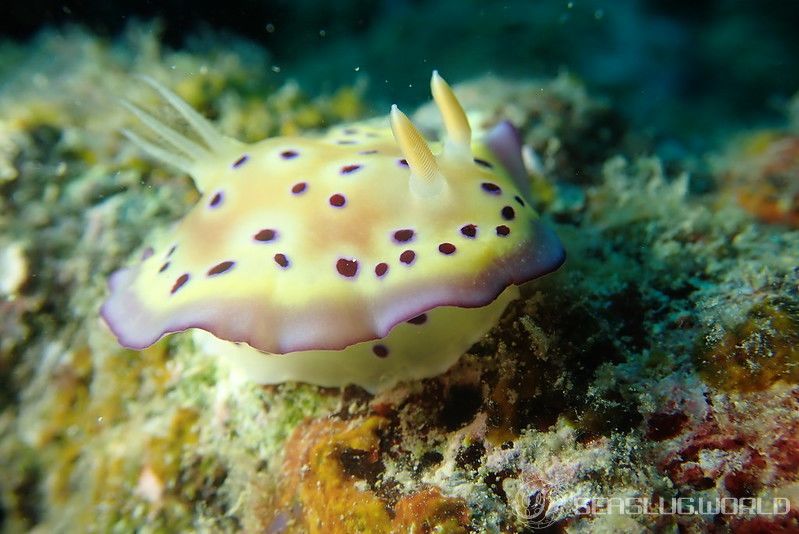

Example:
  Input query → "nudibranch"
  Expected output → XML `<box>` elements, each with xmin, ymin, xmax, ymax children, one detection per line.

<box><xmin>101</xmin><ymin>72</ymin><xmax>565</xmax><ymax>392</ymax></box>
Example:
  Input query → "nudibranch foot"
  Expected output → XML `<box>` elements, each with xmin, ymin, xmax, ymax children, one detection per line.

<box><xmin>195</xmin><ymin>286</ymin><xmax>519</xmax><ymax>393</ymax></box>
<box><xmin>102</xmin><ymin>71</ymin><xmax>565</xmax><ymax>392</ymax></box>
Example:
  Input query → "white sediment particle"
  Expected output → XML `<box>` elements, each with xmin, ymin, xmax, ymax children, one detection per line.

<box><xmin>0</xmin><ymin>242</ymin><xmax>27</xmax><ymax>297</ymax></box>
<box><xmin>698</xmin><ymin>448</ymin><xmax>729</xmax><ymax>473</ymax></box>
<box><xmin>522</xmin><ymin>144</ymin><xmax>545</xmax><ymax>176</ymax></box>
<box><xmin>135</xmin><ymin>465</ymin><xmax>165</xmax><ymax>504</ymax></box>
<box><xmin>0</xmin><ymin>123</ymin><xmax>20</xmax><ymax>182</ymax></box>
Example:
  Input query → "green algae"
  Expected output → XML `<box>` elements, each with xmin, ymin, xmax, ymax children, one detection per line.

<box><xmin>695</xmin><ymin>298</ymin><xmax>799</xmax><ymax>392</ymax></box>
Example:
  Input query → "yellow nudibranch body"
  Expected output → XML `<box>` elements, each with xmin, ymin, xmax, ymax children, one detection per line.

<box><xmin>101</xmin><ymin>72</ymin><xmax>565</xmax><ymax>392</ymax></box>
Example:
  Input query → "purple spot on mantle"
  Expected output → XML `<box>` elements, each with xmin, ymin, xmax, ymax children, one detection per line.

<box><xmin>460</xmin><ymin>224</ymin><xmax>478</xmax><ymax>238</ymax></box>
<box><xmin>329</xmin><ymin>194</ymin><xmax>346</xmax><ymax>207</ymax></box>
<box><xmin>336</xmin><ymin>258</ymin><xmax>359</xmax><ymax>278</ymax></box>
<box><xmin>232</xmin><ymin>155</ymin><xmax>249</xmax><ymax>168</ymax></box>
<box><xmin>398</xmin><ymin>158</ymin><xmax>409</xmax><ymax>168</ymax></box>
<box><xmin>207</xmin><ymin>261</ymin><xmax>235</xmax><ymax>276</ymax></box>
<box><xmin>358</xmin><ymin>149</ymin><xmax>378</xmax><ymax>155</ymax></box>
<box><xmin>281</xmin><ymin>150</ymin><xmax>299</xmax><ymax>159</ymax></box>
<box><xmin>399</xmin><ymin>250</ymin><xmax>416</xmax><ymax>265</ymax></box>
<box><xmin>474</xmin><ymin>157</ymin><xmax>493</xmax><ymax>168</ymax></box>
<box><xmin>407</xmin><ymin>313</ymin><xmax>427</xmax><ymax>325</ymax></box>
<box><xmin>171</xmin><ymin>273</ymin><xmax>189</xmax><ymax>294</ymax></box>
<box><xmin>481</xmin><ymin>182</ymin><xmax>502</xmax><ymax>195</ymax></box>
<box><xmin>141</xmin><ymin>247</ymin><xmax>154</xmax><ymax>260</ymax></box>
<box><xmin>393</xmin><ymin>229</ymin><xmax>415</xmax><ymax>243</ymax></box>
<box><xmin>438</xmin><ymin>243</ymin><xmax>456</xmax><ymax>255</ymax></box>
<box><xmin>340</xmin><ymin>164</ymin><xmax>362</xmax><ymax>174</ymax></box>
<box><xmin>254</xmin><ymin>229</ymin><xmax>278</xmax><ymax>242</ymax></box>
<box><xmin>496</xmin><ymin>225</ymin><xmax>511</xmax><ymax>237</ymax></box>
<box><xmin>209</xmin><ymin>191</ymin><xmax>224</xmax><ymax>208</ymax></box>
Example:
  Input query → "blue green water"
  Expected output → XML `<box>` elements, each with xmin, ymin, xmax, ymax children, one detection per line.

<box><xmin>3</xmin><ymin>0</ymin><xmax>799</xmax><ymax>136</ymax></box>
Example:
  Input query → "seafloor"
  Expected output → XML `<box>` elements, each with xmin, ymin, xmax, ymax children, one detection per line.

<box><xmin>1</xmin><ymin>25</ymin><xmax>798</xmax><ymax>534</ymax></box>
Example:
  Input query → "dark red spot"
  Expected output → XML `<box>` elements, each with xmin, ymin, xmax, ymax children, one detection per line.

<box><xmin>341</xmin><ymin>164</ymin><xmax>362</xmax><ymax>174</ymax></box>
<box><xmin>724</xmin><ymin>460</ymin><xmax>764</xmax><ymax>499</ymax></box>
<box><xmin>171</xmin><ymin>273</ymin><xmax>189</xmax><ymax>294</ymax></box>
<box><xmin>159</xmin><ymin>262</ymin><xmax>170</xmax><ymax>273</ymax></box>
<box><xmin>645</xmin><ymin>412</ymin><xmax>689</xmax><ymax>441</ymax></box>
<box><xmin>274</xmin><ymin>254</ymin><xmax>290</xmax><ymax>268</ymax></box>
<box><xmin>398</xmin><ymin>158</ymin><xmax>409</xmax><ymax>167</ymax></box>
<box><xmin>460</xmin><ymin>224</ymin><xmax>477</xmax><ymax>238</ymax></box>
<box><xmin>336</xmin><ymin>258</ymin><xmax>359</xmax><ymax>277</ymax></box>
<box><xmin>280</xmin><ymin>150</ymin><xmax>299</xmax><ymax>159</ymax></box>
<box><xmin>481</xmin><ymin>182</ymin><xmax>501</xmax><ymax>194</ymax></box>
<box><xmin>400</xmin><ymin>250</ymin><xmax>416</xmax><ymax>265</ymax></box>
<box><xmin>514</xmin><ymin>195</ymin><xmax>526</xmax><ymax>207</ymax></box>
<box><xmin>209</xmin><ymin>191</ymin><xmax>224</xmax><ymax>207</ymax></box>
<box><xmin>496</xmin><ymin>225</ymin><xmax>511</xmax><ymax>236</ymax></box>
<box><xmin>438</xmin><ymin>243</ymin><xmax>456</xmax><ymax>255</ymax></box>
<box><xmin>393</xmin><ymin>229</ymin><xmax>415</xmax><ymax>243</ymax></box>
<box><xmin>372</xmin><ymin>344</ymin><xmax>389</xmax><ymax>358</ymax></box>
<box><xmin>358</xmin><ymin>150</ymin><xmax>378</xmax><ymax>155</ymax></box>
<box><xmin>207</xmin><ymin>261</ymin><xmax>235</xmax><ymax>276</ymax></box>
<box><xmin>501</xmin><ymin>206</ymin><xmax>516</xmax><ymax>220</ymax></box>
<box><xmin>254</xmin><ymin>229</ymin><xmax>277</xmax><ymax>242</ymax></box>
<box><xmin>474</xmin><ymin>157</ymin><xmax>493</xmax><ymax>168</ymax></box>
<box><xmin>375</xmin><ymin>263</ymin><xmax>389</xmax><ymax>277</ymax></box>
<box><xmin>773</xmin><ymin>437</ymin><xmax>799</xmax><ymax>477</ymax></box>
<box><xmin>329</xmin><ymin>194</ymin><xmax>346</xmax><ymax>207</ymax></box>
<box><xmin>407</xmin><ymin>314</ymin><xmax>427</xmax><ymax>325</ymax></box>
<box><xmin>291</xmin><ymin>182</ymin><xmax>307</xmax><ymax>194</ymax></box>
<box><xmin>232</xmin><ymin>154</ymin><xmax>249</xmax><ymax>168</ymax></box>
<box><xmin>665</xmin><ymin>464</ymin><xmax>713</xmax><ymax>490</ymax></box>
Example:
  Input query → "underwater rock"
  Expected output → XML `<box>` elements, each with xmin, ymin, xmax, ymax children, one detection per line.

<box><xmin>262</xmin><ymin>415</ymin><xmax>470</xmax><ymax>533</ymax></box>
<box><xmin>718</xmin><ymin>131</ymin><xmax>799</xmax><ymax>228</ymax></box>
<box><xmin>695</xmin><ymin>298</ymin><xmax>799</xmax><ymax>392</ymax></box>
